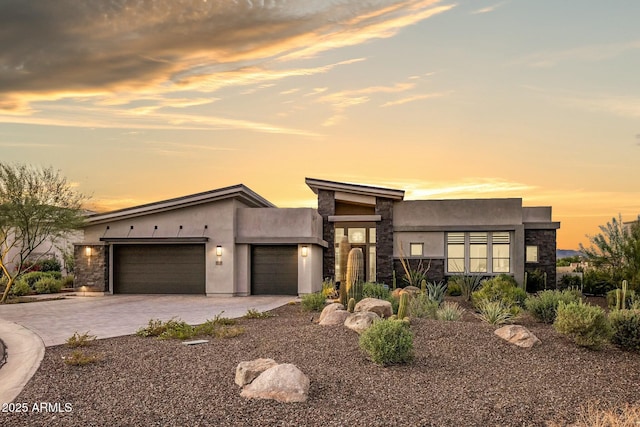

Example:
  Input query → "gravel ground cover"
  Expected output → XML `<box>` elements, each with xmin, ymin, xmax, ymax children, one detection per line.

<box><xmin>4</xmin><ymin>297</ymin><xmax>640</xmax><ymax>427</ymax></box>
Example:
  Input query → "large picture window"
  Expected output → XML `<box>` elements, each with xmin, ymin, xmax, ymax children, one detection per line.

<box><xmin>446</xmin><ymin>231</ymin><xmax>511</xmax><ymax>274</ymax></box>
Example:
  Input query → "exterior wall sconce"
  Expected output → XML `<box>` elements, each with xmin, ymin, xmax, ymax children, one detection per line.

<box><xmin>301</xmin><ymin>246</ymin><xmax>308</xmax><ymax>257</ymax></box>
<box><xmin>216</xmin><ymin>245</ymin><xmax>223</xmax><ymax>265</ymax></box>
<box><xmin>85</xmin><ymin>246</ymin><xmax>93</xmax><ymax>257</ymax></box>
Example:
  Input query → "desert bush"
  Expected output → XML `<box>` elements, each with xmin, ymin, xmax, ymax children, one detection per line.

<box><xmin>525</xmin><ymin>269</ymin><xmax>548</xmax><ymax>293</ymax></box>
<box><xmin>446</xmin><ymin>280</ymin><xmax>462</xmax><ymax>296</ymax></box>
<box><xmin>362</xmin><ymin>282</ymin><xmax>391</xmax><ymax>300</ymax></box>
<box><xmin>553</xmin><ymin>301</ymin><xmax>612</xmax><ymax>349</ymax></box>
<box><xmin>19</xmin><ymin>271</ymin><xmax>53</xmax><ymax>289</ymax></box>
<box><xmin>66</xmin><ymin>331</ymin><xmax>97</xmax><ymax>348</ymax></box>
<box><xmin>557</xmin><ymin>274</ymin><xmax>582</xmax><ymax>291</ymax></box>
<box><xmin>23</xmin><ymin>257</ymin><xmax>62</xmax><ymax>273</ymax></box>
<box><xmin>474</xmin><ymin>299</ymin><xmax>516</xmax><ymax>325</ymax></box>
<box><xmin>471</xmin><ymin>275</ymin><xmax>527</xmax><ymax>311</ymax></box>
<box><xmin>408</xmin><ymin>293</ymin><xmax>439</xmax><ymax>319</ymax></box>
<box><xmin>136</xmin><ymin>318</ymin><xmax>193</xmax><ymax>339</ymax></box>
<box><xmin>301</xmin><ymin>292</ymin><xmax>326</xmax><ymax>312</ymax></box>
<box><xmin>608</xmin><ymin>309</ymin><xmax>640</xmax><ymax>351</ymax></box>
<box><xmin>244</xmin><ymin>308</ymin><xmax>275</xmax><ymax>319</ymax></box>
<box><xmin>35</xmin><ymin>277</ymin><xmax>63</xmax><ymax>294</ymax></box>
<box><xmin>321</xmin><ymin>279</ymin><xmax>337</xmax><ymax>299</ymax></box>
<box><xmin>63</xmin><ymin>350</ymin><xmax>102</xmax><ymax>366</ymax></box>
<box><xmin>436</xmin><ymin>301</ymin><xmax>465</xmax><ymax>321</ymax></box>
<box><xmin>525</xmin><ymin>289</ymin><xmax>583</xmax><ymax>323</ymax></box>
<box><xmin>582</xmin><ymin>269</ymin><xmax>616</xmax><ymax>296</ymax></box>
<box><xmin>359</xmin><ymin>319</ymin><xmax>413</xmax><ymax>365</ymax></box>
<box><xmin>9</xmin><ymin>279</ymin><xmax>31</xmax><ymax>296</ymax></box>
<box><xmin>450</xmin><ymin>274</ymin><xmax>483</xmax><ymax>301</ymax></box>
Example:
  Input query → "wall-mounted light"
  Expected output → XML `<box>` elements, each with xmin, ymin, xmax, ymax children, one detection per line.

<box><xmin>85</xmin><ymin>246</ymin><xmax>93</xmax><ymax>257</ymax></box>
<box><xmin>216</xmin><ymin>245</ymin><xmax>223</xmax><ymax>265</ymax></box>
<box><xmin>301</xmin><ymin>246</ymin><xmax>308</xmax><ymax>257</ymax></box>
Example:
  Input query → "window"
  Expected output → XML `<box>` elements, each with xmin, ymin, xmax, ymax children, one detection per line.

<box><xmin>447</xmin><ymin>233</ymin><xmax>465</xmax><ymax>273</ymax></box>
<box><xmin>410</xmin><ymin>243</ymin><xmax>423</xmax><ymax>257</ymax></box>
<box><xmin>492</xmin><ymin>232</ymin><xmax>510</xmax><ymax>273</ymax></box>
<box><xmin>526</xmin><ymin>245</ymin><xmax>538</xmax><ymax>263</ymax></box>
<box><xmin>446</xmin><ymin>231</ymin><xmax>511</xmax><ymax>274</ymax></box>
<box><xmin>469</xmin><ymin>232</ymin><xmax>487</xmax><ymax>273</ymax></box>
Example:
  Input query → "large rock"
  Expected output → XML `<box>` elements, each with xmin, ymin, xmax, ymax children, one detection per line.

<box><xmin>319</xmin><ymin>309</ymin><xmax>350</xmax><ymax>326</ymax></box>
<box><xmin>235</xmin><ymin>358</ymin><xmax>278</xmax><ymax>387</ymax></box>
<box><xmin>354</xmin><ymin>298</ymin><xmax>393</xmax><ymax>319</ymax></box>
<box><xmin>392</xmin><ymin>286</ymin><xmax>420</xmax><ymax>299</ymax></box>
<box><xmin>494</xmin><ymin>325</ymin><xmax>541</xmax><ymax>348</ymax></box>
<box><xmin>344</xmin><ymin>311</ymin><xmax>380</xmax><ymax>334</ymax></box>
<box><xmin>240</xmin><ymin>363</ymin><xmax>310</xmax><ymax>403</ymax></box>
<box><xmin>319</xmin><ymin>303</ymin><xmax>345</xmax><ymax>323</ymax></box>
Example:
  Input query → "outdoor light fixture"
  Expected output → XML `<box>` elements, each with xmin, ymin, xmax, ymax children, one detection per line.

<box><xmin>215</xmin><ymin>245</ymin><xmax>223</xmax><ymax>265</ymax></box>
<box><xmin>84</xmin><ymin>246</ymin><xmax>92</xmax><ymax>257</ymax></box>
<box><xmin>301</xmin><ymin>246</ymin><xmax>308</xmax><ymax>257</ymax></box>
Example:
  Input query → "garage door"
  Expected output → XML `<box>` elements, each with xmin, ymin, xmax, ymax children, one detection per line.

<box><xmin>113</xmin><ymin>244</ymin><xmax>205</xmax><ymax>294</ymax></box>
<box><xmin>251</xmin><ymin>246</ymin><xmax>298</xmax><ymax>295</ymax></box>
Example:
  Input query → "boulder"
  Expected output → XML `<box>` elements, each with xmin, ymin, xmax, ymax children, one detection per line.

<box><xmin>319</xmin><ymin>302</ymin><xmax>345</xmax><ymax>323</ymax></box>
<box><xmin>494</xmin><ymin>325</ymin><xmax>541</xmax><ymax>348</ymax></box>
<box><xmin>319</xmin><ymin>309</ymin><xmax>350</xmax><ymax>326</ymax></box>
<box><xmin>354</xmin><ymin>298</ymin><xmax>393</xmax><ymax>319</ymax></box>
<box><xmin>240</xmin><ymin>363</ymin><xmax>310</xmax><ymax>403</ymax></box>
<box><xmin>344</xmin><ymin>311</ymin><xmax>380</xmax><ymax>334</ymax></box>
<box><xmin>235</xmin><ymin>358</ymin><xmax>278</xmax><ymax>387</ymax></box>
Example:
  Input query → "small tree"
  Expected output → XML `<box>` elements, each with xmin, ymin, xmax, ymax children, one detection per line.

<box><xmin>0</xmin><ymin>163</ymin><xmax>86</xmax><ymax>303</ymax></box>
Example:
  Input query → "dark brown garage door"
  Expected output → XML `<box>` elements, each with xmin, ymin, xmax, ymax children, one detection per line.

<box><xmin>113</xmin><ymin>244</ymin><xmax>205</xmax><ymax>294</ymax></box>
<box><xmin>251</xmin><ymin>245</ymin><xmax>298</xmax><ymax>295</ymax></box>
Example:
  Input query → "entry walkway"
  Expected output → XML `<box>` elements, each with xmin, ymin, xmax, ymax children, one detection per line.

<box><xmin>0</xmin><ymin>294</ymin><xmax>294</xmax><ymax>403</ymax></box>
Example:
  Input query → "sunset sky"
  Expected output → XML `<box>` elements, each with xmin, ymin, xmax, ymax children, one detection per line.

<box><xmin>1</xmin><ymin>0</ymin><xmax>639</xmax><ymax>249</ymax></box>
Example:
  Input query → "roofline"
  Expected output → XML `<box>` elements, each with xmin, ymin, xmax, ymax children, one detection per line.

<box><xmin>85</xmin><ymin>184</ymin><xmax>275</xmax><ymax>225</ymax></box>
<box><xmin>305</xmin><ymin>177</ymin><xmax>405</xmax><ymax>200</ymax></box>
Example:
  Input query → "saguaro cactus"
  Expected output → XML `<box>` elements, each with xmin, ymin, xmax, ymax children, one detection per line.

<box><xmin>345</xmin><ymin>248</ymin><xmax>364</xmax><ymax>296</ymax></box>
<box><xmin>397</xmin><ymin>292</ymin><xmax>409</xmax><ymax>319</ymax></box>
<box><xmin>338</xmin><ymin>236</ymin><xmax>351</xmax><ymax>283</ymax></box>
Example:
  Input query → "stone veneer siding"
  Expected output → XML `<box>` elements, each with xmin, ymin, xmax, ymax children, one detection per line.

<box><xmin>375</xmin><ymin>198</ymin><xmax>394</xmax><ymax>286</ymax></box>
<box><xmin>74</xmin><ymin>244</ymin><xmax>109</xmax><ymax>292</ymax></box>
<box><xmin>317</xmin><ymin>190</ymin><xmax>336</xmax><ymax>281</ymax></box>
<box><xmin>524</xmin><ymin>229</ymin><xmax>557</xmax><ymax>289</ymax></box>
<box><xmin>392</xmin><ymin>258</ymin><xmax>445</xmax><ymax>286</ymax></box>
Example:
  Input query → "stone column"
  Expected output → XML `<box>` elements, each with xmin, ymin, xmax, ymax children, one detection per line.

<box><xmin>73</xmin><ymin>244</ymin><xmax>109</xmax><ymax>292</ymax></box>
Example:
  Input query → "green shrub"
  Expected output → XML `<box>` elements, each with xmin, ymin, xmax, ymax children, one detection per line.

<box><xmin>557</xmin><ymin>274</ymin><xmax>582</xmax><ymax>291</ymax></box>
<box><xmin>35</xmin><ymin>277</ymin><xmax>63</xmax><ymax>294</ymax></box>
<box><xmin>609</xmin><ymin>309</ymin><xmax>640</xmax><ymax>351</ymax></box>
<box><xmin>362</xmin><ymin>282</ymin><xmax>391</xmax><ymax>300</ymax></box>
<box><xmin>408</xmin><ymin>293</ymin><xmax>439</xmax><ymax>319</ymax></box>
<box><xmin>525</xmin><ymin>269</ymin><xmax>548</xmax><ymax>293</ymax></box>
<box><xmin>66</xmin><ymin>331</ymin><xmax>97</xmax><ymax>348</ymax></box>
<box><xmin>301</xmin><ymin>292</ymin><xmax>326</xmax><ymax>312</ymax></box>
<box><xmin>359</xmin><ymin>319</ymin><xmax>413</xmax><ymax>365</ymax></box>
<box><xmin>23</xmin><ymin>257</ymin><xmax>62</xmax><ymax>273</ymax></box>
<box><xmin>9</xmin><ymin>279</ymin><xmax>31</xmax><ymax>296</ymax></box>
<box><xmin>61</xmin><ymin>275</ymin><xmax>74</xmax><ymax>288</ymax></box>
<box><xmin>582</xmin><ymin>269</ymin><xmax>616</xmax><ymax>296</ymax></box>
<box><xmin>471</xmin><ymin>275</ymin><xmax>527</xmax><ymax>310</ymax></box>
<box><xmin>63</xmin><ymin>350</ymin><xmax>101</xmax><ymax>366</ymax></box>
<box><xmin>19</xmin><ymin>271</ymin><xmax>53</xmax><ymax>289</ymax></box>
<box><xmin>525</xmin><ymin>289</ymin><xmax>582</xmax><ymax>323</ymax></box>
<box><xmin>244</xmin><ymin>308</ymin><xmax>275</xmax><ymax>319</ymax></box>
<box><xmin>321</xmin><ymin>279</ymin><xmax>337</xmax><ymax>299</ymax></box>
<box><xmin>446</xmin><ymin>280</ymin><xmax>462</xmax><ymax>296</ymax></box>
<box><xmin>553</xmin><ymin>301</ymin><xmax>612</xmax><ymax>349</ymax></box>
<box><xmin>474</xmin><ymin>299</ymin><xmax>516</xmax><ymax>325</ymax></box>
<box><xmin>436</xmin><ymin>301</ymin><xmax>465</xmax><ymax>321</ymax></box>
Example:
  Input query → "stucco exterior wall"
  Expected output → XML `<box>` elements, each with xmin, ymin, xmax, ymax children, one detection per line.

<box><xmin>298</xmin><ymin>244</ymin><xmax>323</xmax><ymax>294</ymax></box>
<box><xmin>394</xmin><ymin>232</ymin><xmax>445</xmax><ymax>257</ymax></box>
<box><xmin>236</xmin><ymin>208</ymin><xmax>323</xmax><ymax>240</ymax></box>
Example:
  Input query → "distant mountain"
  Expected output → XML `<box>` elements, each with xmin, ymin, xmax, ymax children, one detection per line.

<box><xmin>557</xmin><ymin>249</ymin><xmax>584</xmax><ymax>259</ymax></box>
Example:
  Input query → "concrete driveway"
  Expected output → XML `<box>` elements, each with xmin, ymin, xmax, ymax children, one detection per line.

<box><xmin>0</xmin><ymin>294</ymin><xmax>295</xmax><ymax>347</ymax></box>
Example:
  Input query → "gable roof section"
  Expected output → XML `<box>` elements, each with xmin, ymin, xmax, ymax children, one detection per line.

<box><xmin>305</xmin><ymin>177</ymin><xmax>405</xmax><ymax>200</ymax></box>
<box><xmin>85</xmin><ymin>184</ymin><xmax>275</xmax><ymax>225</ymax></box>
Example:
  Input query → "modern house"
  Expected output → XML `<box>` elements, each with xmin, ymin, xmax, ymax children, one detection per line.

<box><xmin>74</xmin><ymin>178</ymin><xmax>559</xmax><ymax>295</ymax></box>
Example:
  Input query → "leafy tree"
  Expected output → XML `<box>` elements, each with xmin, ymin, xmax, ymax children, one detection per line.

<box><xmin>579</xmin><ymin>214</ymin><xmax>640</xmax><ymax>290</ymax></box>
<box><xmin>0</xmin><ymin>163</ymin><xmax>86</xmax><ymax>303</ymax></box>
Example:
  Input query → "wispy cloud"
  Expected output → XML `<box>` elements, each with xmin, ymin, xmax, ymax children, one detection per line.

<box><xmin>380</xmin><ymin>91</ymin><xmax>449</xmax><ymax>107</ymax></box>
<box><xmin>471</xmin><ymin>2</ymin><xmax>508</xmax><ymax>15</ymax></box>
<box><xmin>0</xmin><ymin>1</ymin><xmax>453</xmax><ymax>113</ymax></box>
<box><xmin>513</xmin><ymin>40</ymin><xmax>640</xmax><ymax>68</ymax></box>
